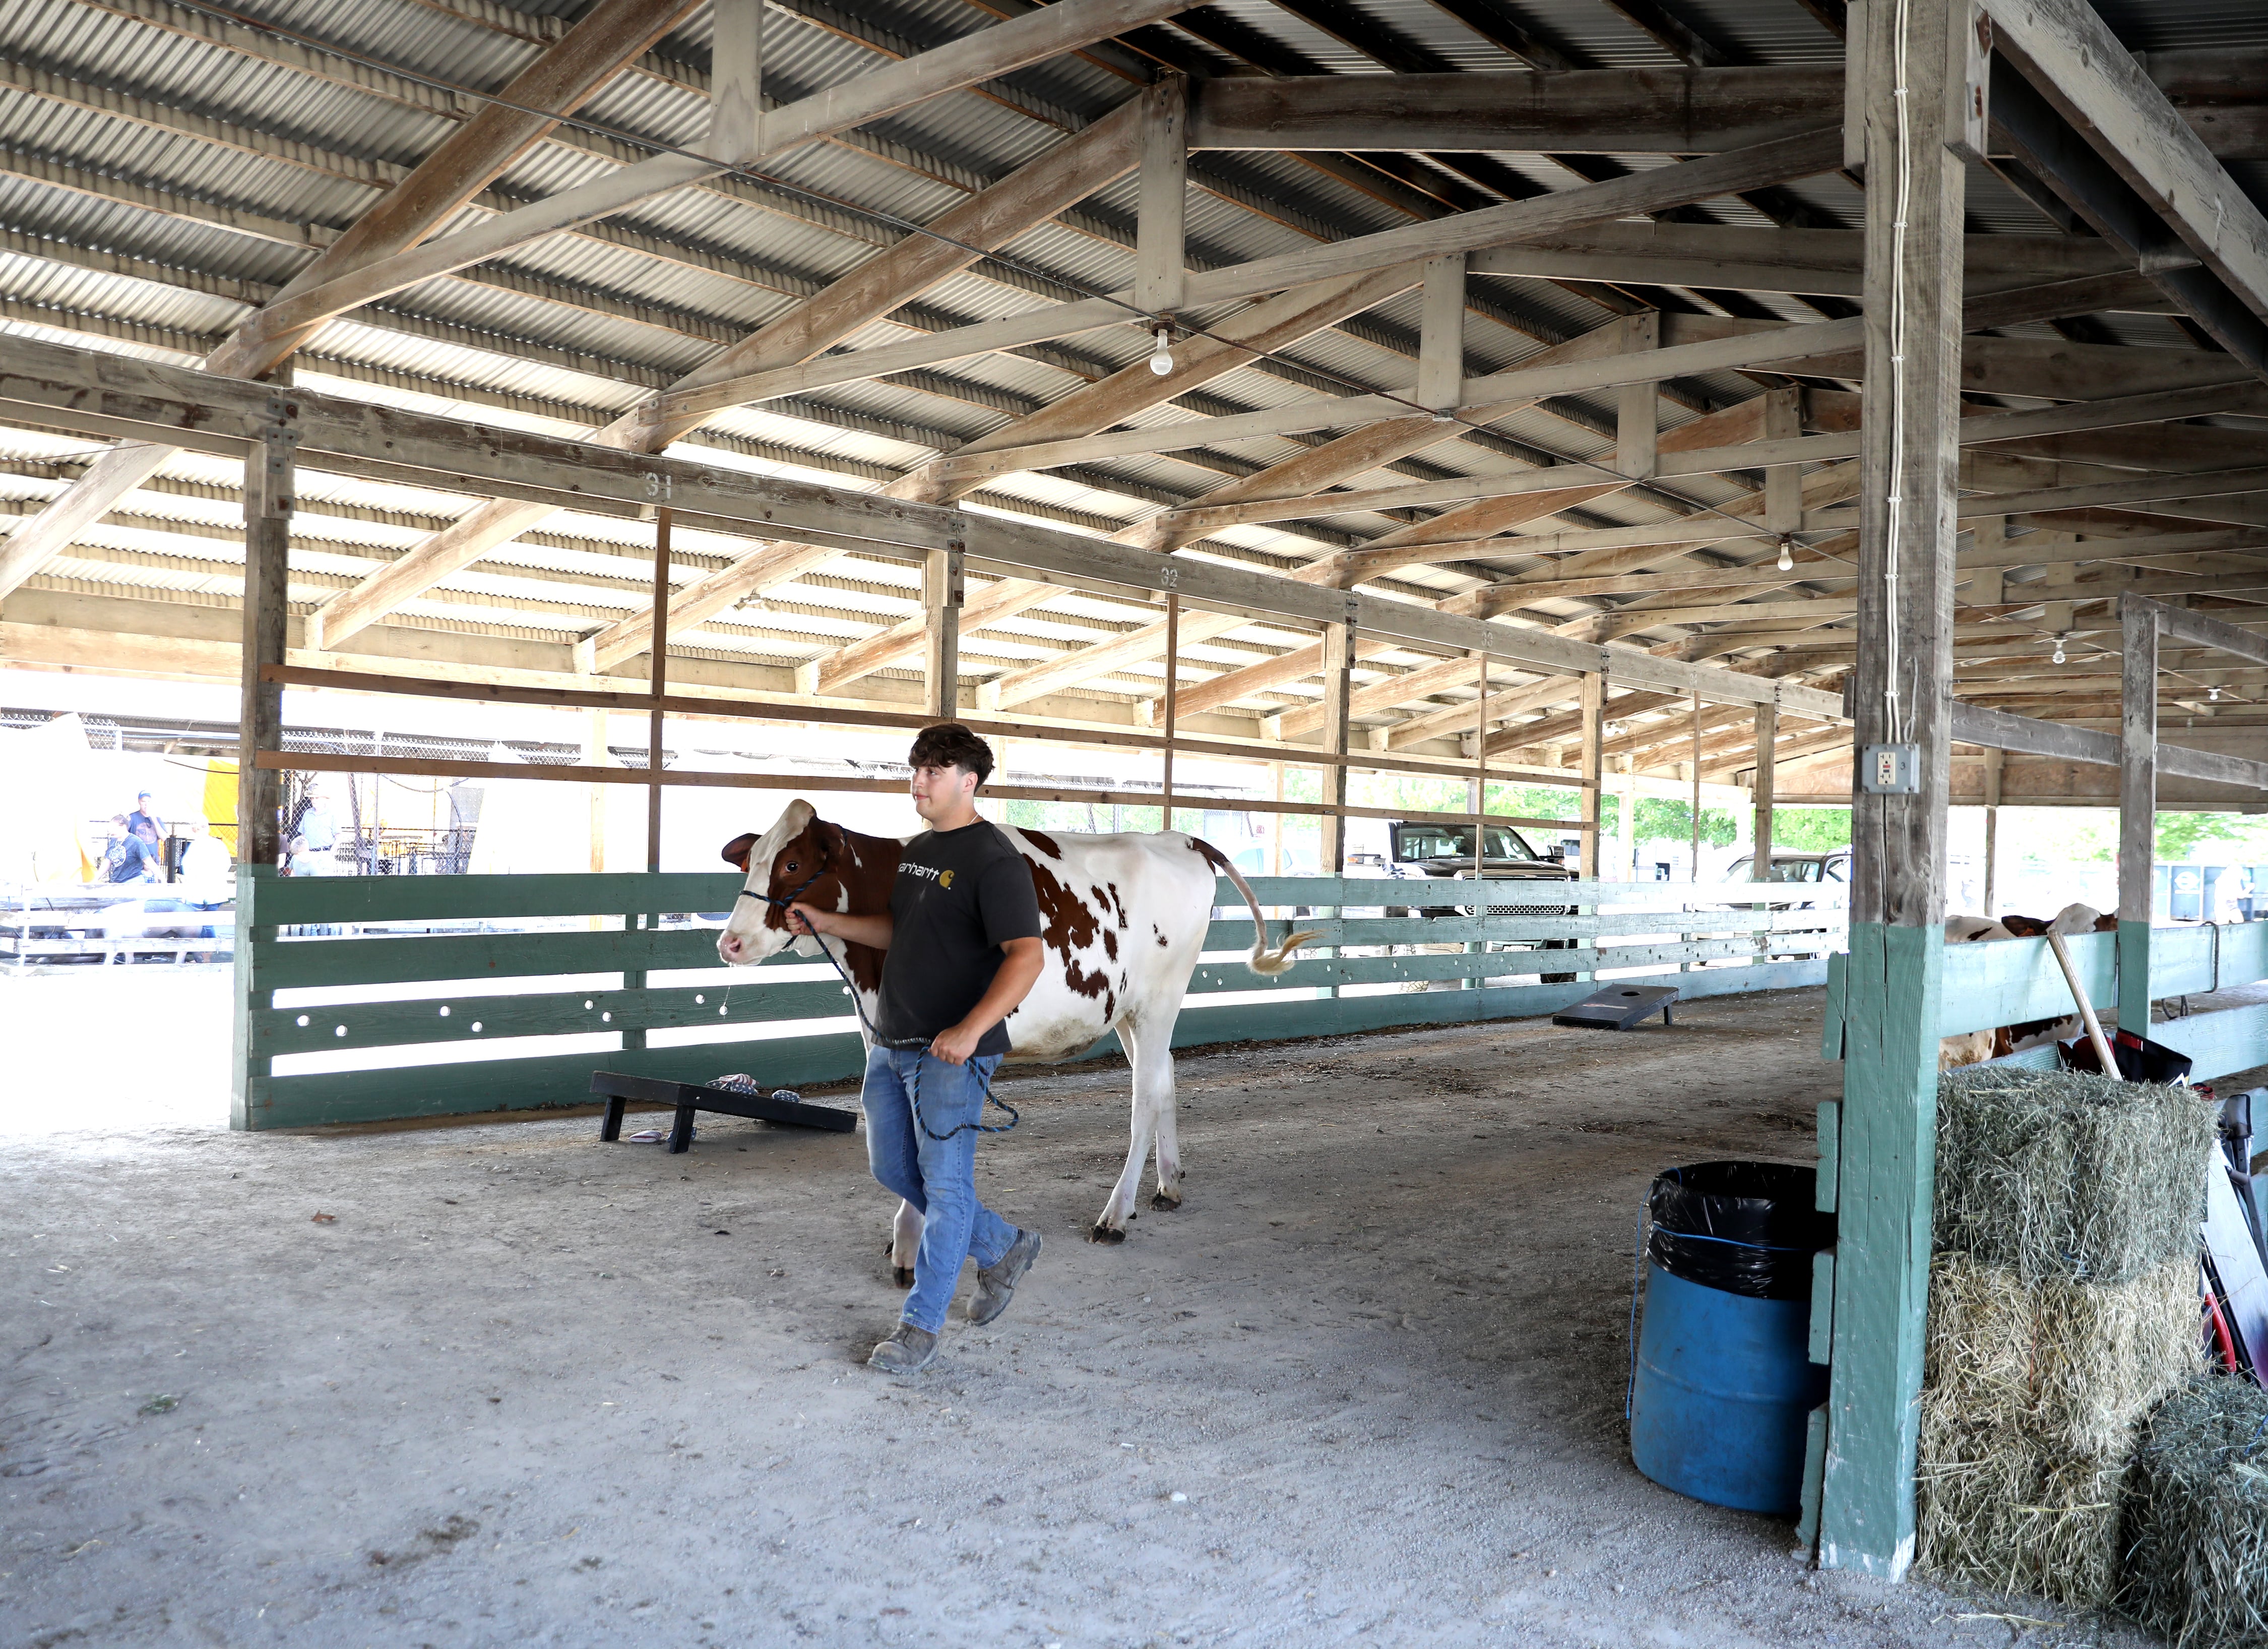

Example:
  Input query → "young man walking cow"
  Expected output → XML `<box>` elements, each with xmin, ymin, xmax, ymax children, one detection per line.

<box><xmin>783</xmin><ymin>724</ymin><xmax>1046</xmax><ymax>1374</ymax></box>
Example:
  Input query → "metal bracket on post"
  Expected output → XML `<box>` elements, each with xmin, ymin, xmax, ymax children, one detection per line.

<box><xmin>255</xmin><ymin>394</ymin><xmax>299</xmax><ymax>519</ymax></box>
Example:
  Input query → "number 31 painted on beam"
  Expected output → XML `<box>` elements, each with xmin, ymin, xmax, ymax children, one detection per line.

<box><xmin>643</xmin><ymin>471</ymin><xmax>674</xmax><ymax>501</ymax></box>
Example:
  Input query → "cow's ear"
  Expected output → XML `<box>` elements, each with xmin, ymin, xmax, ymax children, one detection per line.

<box><xmin>720</xmin><ymin>832</ymin><xmax>758</xmax><ymax>871</ymax></box>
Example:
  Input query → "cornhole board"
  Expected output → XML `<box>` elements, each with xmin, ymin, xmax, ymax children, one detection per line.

<box><xmin>1551</xmin><ymin>984</ymin><xmax>1679</xmax><ymax>1030</ymax></box>
<box><xmin>589</xmin><ymin>1070</ymin><xmax>858</xmax><ymax>1154</ymax></box>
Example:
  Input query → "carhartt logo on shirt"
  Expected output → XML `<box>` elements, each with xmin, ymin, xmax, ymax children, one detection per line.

<box><xmin>938</xmin><ymin>869</ymin><xmax>955</xmax><ymax>890</ymax></box>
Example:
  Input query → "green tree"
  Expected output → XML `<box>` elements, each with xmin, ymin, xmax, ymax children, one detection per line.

<box><xmin>1770</xmin><ymin>808</ymin><xmax>1853</xmax><ymax>851</ymax></box>
<box><xmin>1602</xmin><ymin>796</ymin><xmax>1739</xmax><ymax>847</ymax></box>
<box><xmin>2155</xmin><ymin>811</ymin><xmax>2246</xmax><ymax>862</ymax></box>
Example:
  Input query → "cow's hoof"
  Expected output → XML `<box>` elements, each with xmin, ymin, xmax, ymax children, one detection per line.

<box><xmin>1087</xmin><ymin>1222</ymin><xmax>1126</xmax><ymax>1245</ymax></box>
<box><xmin>1149</xmin><ymin>1187</ymin><xmax>1182</xmax><ymax>1211</ymax></box>
<box><xmin>892</xmin><ymin>1265</ymin><xmax>914</xmax><ymax>1288</ymax></box>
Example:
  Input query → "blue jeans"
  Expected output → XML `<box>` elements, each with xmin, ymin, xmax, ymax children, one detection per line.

<box><xmin>861</xmin><ymin>1046</ymin><xmax>1016</xmax><ymax>1334</ymax></box>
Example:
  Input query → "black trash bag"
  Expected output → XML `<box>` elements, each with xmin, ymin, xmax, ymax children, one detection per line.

<box><xmin>1646</xmin><ymin>1160</ymin><xmax>1834</xmax><ymax>1301</ymax></box>
<box><xmin>2058</xmin><ymin>1027</ymin><xmax>2193</xmax><ymax>1085</ymax></box>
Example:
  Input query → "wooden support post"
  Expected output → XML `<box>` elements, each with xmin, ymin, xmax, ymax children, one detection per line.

<box><xmin>1819</xmin><ymin>0</ymin><xmax>1974</xmax><ymax>1583</ymax></box>
<box><xmin>1617</xmin><ymin>311</ymin><xmax>1660</xmax><ymax>480</ymax></box>
<box><xmin>1690</xmin><ymin>690</ymin><xmax>1703</xmax><ymax>876</ymax></box>
<box><xmin>231</xmin><ymin>384</ymin><xmax>294</xmax><ymax>1133</ymax></box>
<box><xmin>1687</xmin><ymin>689</ymin><xmax>1704</xmax><ymax>969</ymax></box>
<box><xmin>1619</xmin><ymin>757</ymin><xmax>1637</xmax><ymax>883</ymax></box>
<box><xmin>1578</xmin><ymin>670</ymin><xmax>1605</xmax><ymax>878</ymax></box>
<box><xmin>1753</xmin><ymin>702</ymin><xmax>1778</xmax><ymax>878</ymax></box>
<box><xmin>708</xmin><ymin>0</ymin><xmax>763</xmax><ymax>163</ymax></box>
<box><xmin>2119</xmin><ymin>597</ymin><xmax>2158</xmax><ymax>1035</ymax></box>
<box><xmin>1161</xmin><ymin>592</ymin><xmax>1179</xmax><ymax>831</ymax></box>
<box><xmin>1319</xmin><ymin>614</ymin><xmax>1355</xmax><ymax>1001</ymax></box>
<box><xmin>584</xmin><ymin>709</ymin><xmax>610</xmax><ymax>876</ymax></box>
<box><xmin>1472</xmin><ymin>651</ymin><xmax>1487</xmax><ymax>880</ymax></box>
<box><xmin>1418</xmin><ymin>254</ymin><xmax>1467</xmax><ymax>414</ymax></box>
<box><xmin>1763</xmin><ymin>387</ymin><xmax>1802</xmax><ymax>536</ymax></box>
<box><xmin>646</xmin><ymin>508</ymin><xmax>670</xmax><ymax>873</ymax></box>
<box><xmin>1135</xmin><ymin>76</ymin><xmax>1187</xmax><ymax>319</ymax></box>
<box><xmin>923</xmin><ymin>538</ymin><xmax>965</xmax><ymax>719</ymax></box>
<box><xmin>237</xmin><ymin>390</ymin><xmax>296</xmax><ymax>871</ymax></box>
<box><xmin>1982</xmin><ymin>747</ymin><xmax>2002</xmax><ymax>917</ymax></box>
<box><xmin>1269</xmin><ymin>761</ymin><xmax>1284</xmax><ymax>877</ymax></box>
<box><xmin>1319</xmin><ymin>616</ymin><xmax>1355</xmax><ymax>875</ymax></box>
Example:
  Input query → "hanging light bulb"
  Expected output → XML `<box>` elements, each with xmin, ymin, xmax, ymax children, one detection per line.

<box><xmin>1776</xmin><ymin>537</ymin><xmax>1794</xmax><ymax>573</ymax></box>
<box><xmin>1148</xmin><ymin>326</ymin><xmax>1174</xmax><ymax>377</ymax></box>
<box><xmin>2052</xmin><ymin>635</ymin><xmax>2066</xmax><ymax>665</ymax></box>
<box><xmin>2211</xmin><ymin>685</ymin><xmax>2222</xmax><ymax>702</ymax></box>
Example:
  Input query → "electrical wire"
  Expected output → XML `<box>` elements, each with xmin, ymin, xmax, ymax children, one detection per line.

<box><xmin>158</xmin><ymin>0</ymin><xmax>1833</xmax><ymax>565</ymax></box>
<box><xmin>1883</xmin><ymin>0</ymin><xmax>1913</xmax><ymax>744</ymax></box>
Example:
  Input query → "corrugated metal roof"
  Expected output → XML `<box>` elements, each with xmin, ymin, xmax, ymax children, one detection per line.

<box><xmin>0</xmin><ymin>0</ymin><xmax>2255</xmax><ymax>752</ymax></box>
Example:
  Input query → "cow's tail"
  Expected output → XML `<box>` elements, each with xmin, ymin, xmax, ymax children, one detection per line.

<box><xmin>1188</xmin><ymin>837</ymin><xmax>1319</xmax><ymax>976</ymax></box>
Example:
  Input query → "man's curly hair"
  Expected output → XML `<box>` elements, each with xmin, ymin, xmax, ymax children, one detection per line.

<box><xmin>907</xmin><ymin>722</ymin><xmax>994</xmax><ymax>785</ymax></box>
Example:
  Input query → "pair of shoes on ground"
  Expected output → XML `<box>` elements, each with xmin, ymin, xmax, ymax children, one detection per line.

<box><xmin>868</xmin><ymin>1228</ymin><xmax>1043</xmax><ymax>1374</ymax></box>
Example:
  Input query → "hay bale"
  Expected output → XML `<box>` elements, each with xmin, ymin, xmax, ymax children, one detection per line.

<box><xmin>1924</xmin><ymin>1253</ymin><xmax>2200</xmax><ymax>1457</ymax></box>
<box><xmin>2122</xmin><ymin>1377</ymin><xmax>2268</xmax><ymax>1648</ymax></box>
<box><xmin>1936</xmin><ymin>1065</ymin><xmax>2214</xmax><ymax>1283</ymax></box>
<box><xmin>1916</xmin><ymin>1414</ymin><xmax>2127</xmax><ymax>1607</ymax></box>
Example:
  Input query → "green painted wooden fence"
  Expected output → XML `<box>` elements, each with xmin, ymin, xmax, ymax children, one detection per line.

<box><xmin>230</xmin><ymin>867</ymin><xmax>1840</xmax><ymax>1130</ymax></box>
<box><xmin>1820</xmin><ymin>922</ymin><xmax>2268</xmax><ymax>1079</ymax></box>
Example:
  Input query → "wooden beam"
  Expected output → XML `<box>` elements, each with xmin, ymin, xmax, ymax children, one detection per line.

<box><xmin>1468</xmin><ymin>220</ymin><xmax>2134</xmax><ymax>296</ymax></box>
<box><xmin>231</xmin><ymin>0</ymin><xmax>1206</xmax><ymax>355</ymax></box>
<box><xmin>0</xmin><ymin>0</ymin><xmax>704</xmax><ymax>605</ymax></box>
<box><xmin>0</xmin><ymin>328</ymin><xmax>1845</xmax><ymax>718</ymax></box>
<box><xmin>1819</xmin><ymin>0</ymin><xmax>1968</xmax><ymax>1583</ymax></box>
<box><xmin>1983</xmin><ymin>0</ymin><xmax>2268</xmax><ymax>377</ymax></box>
<box><xmin>1270</xmin><ymin>649</ymin><xmax>1484</xmax><ymax>739</ymax></box>
<box><xmin>310</xmin><ymin>103</ymin><xmax>1144</xmax><ymax>653</ymax></box>
<box><xmin>1188</xmin><ymin>65</ymin><xmax>1842</xmax><ymax>152</ymax></box>
<box><xmin>815</xmin><ymin>263</ymin><xmax>1426</xmax><ymax>696</ymax></box>
<box><xmin>1168</xmin><ymin>636</ymin><xmax>1397</xmax><ymax>720</ymax></box>
<box><xmin>1183</xmin><ymin>54</ymin><xmax>2268</xmax><ymax>157</ymax></box>
<box><xmin>651</xmin><ymin>130</ymin><xmax>1846</xmax><ymax>424</ymax></box>
<box><xmin>1135</xmin><ymin>76</ymin><xmax>1188</xmax><ymax>318</ymax></box>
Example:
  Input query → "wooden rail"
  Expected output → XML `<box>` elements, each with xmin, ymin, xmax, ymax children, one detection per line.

<box><xmin>230</xmin><ymin>868</ymin><xmax>1838</xmax><ymax>1130</ymax></box>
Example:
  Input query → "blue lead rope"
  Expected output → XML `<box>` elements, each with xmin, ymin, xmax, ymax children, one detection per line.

<box><xmin>735</xmin><ymin>876</ymin><xmax>1018</xmax><ymax>1141</ymax></box>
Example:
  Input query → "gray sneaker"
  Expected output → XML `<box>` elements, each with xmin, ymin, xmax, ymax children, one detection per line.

<box><xmin>967</xmin><ymin>1228</ymin><xmax>1043</xmax><ymax>1326</ymax></box>
<box><xmin>867</xmin><ymin>1322</ymin><xmax>939</xmax><ymax>1374</ymax></box>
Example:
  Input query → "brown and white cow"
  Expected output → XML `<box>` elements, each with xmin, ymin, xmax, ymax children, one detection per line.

<box><xmin>1937</xmin><ymin>902</ymin><xmax>2118</xmax><ymax>1069</ymax></box>
<box><xmin>715</xmin><ymin>800</ymin><xmax>1315</xmax><ymax>1254</ymax></box>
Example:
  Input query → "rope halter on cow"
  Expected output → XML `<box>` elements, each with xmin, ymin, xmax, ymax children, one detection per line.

<box><xmin>734</xmin><ymin>841</ymin><xmax>1018</xmax><ymax>1141</ymax></box>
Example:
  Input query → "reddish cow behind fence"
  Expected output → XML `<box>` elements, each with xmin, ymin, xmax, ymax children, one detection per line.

<box><xmin>1937</xmin><ymin>902</ymin><xmax>2120</xmax><ymax>1070</ymax></box>
<box><xmin>715</xmin><ymin>800</ymin><xmax>1315</xmax><ymax>1260</ymax></box>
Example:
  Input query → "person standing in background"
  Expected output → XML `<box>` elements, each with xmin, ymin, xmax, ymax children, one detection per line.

<box><xmin>286</xmin><ymin>781</ymin><xmax>339</xmax><ymax>876</ymax></box>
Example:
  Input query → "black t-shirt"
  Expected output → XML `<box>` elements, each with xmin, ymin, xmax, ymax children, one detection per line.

<box><xmin>876</xmin><ymin>821</ymin><xmax>1042</xmax><ymax>1058</ymax></box>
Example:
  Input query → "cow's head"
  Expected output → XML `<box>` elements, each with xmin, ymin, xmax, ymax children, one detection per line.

<box><xmin>716</xmin><ymin>799</ymin><xmax>845</xmax><ymax>966</ymax></box>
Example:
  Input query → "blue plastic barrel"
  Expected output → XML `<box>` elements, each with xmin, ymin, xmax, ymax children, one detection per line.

<box><xmin>1628</xmin><ymin>1162</ymin><xmax>1832</xmax><ymax>1518</ymax></box>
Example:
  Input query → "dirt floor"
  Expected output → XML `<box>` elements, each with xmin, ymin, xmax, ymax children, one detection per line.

<box><xmin>3</xmin><ymin>983</ymin><xmax>2159</xmax><ymax>1648</ymax></box>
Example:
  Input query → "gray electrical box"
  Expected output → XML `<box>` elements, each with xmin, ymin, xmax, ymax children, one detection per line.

<box><xmin>1861</xmin><ymin>744</ymin><xmax>1921</xmax><ymax>795</ymax></box>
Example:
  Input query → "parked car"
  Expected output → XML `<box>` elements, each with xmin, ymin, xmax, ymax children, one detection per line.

<box><xmin>1721</xmin><ymin>849</ymin><xmax>1850</xmax><ymax>887</ymax></box>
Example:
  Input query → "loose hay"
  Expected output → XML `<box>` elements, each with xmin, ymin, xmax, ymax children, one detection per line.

<box><xmin>2122</xmin><ymin>1376</ymin><xmax>2268</xmax><ymax>1649</ymax></box>
<box><xmin>1936</xmin><ymin>1065</ymin><xmax>2213</xmax><ymax>1284</ymax></box>
<box><xmin>1924</xmin><ymin>1253</ymin><xmax>2200</xmax><ymax>1458</ymax></box>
